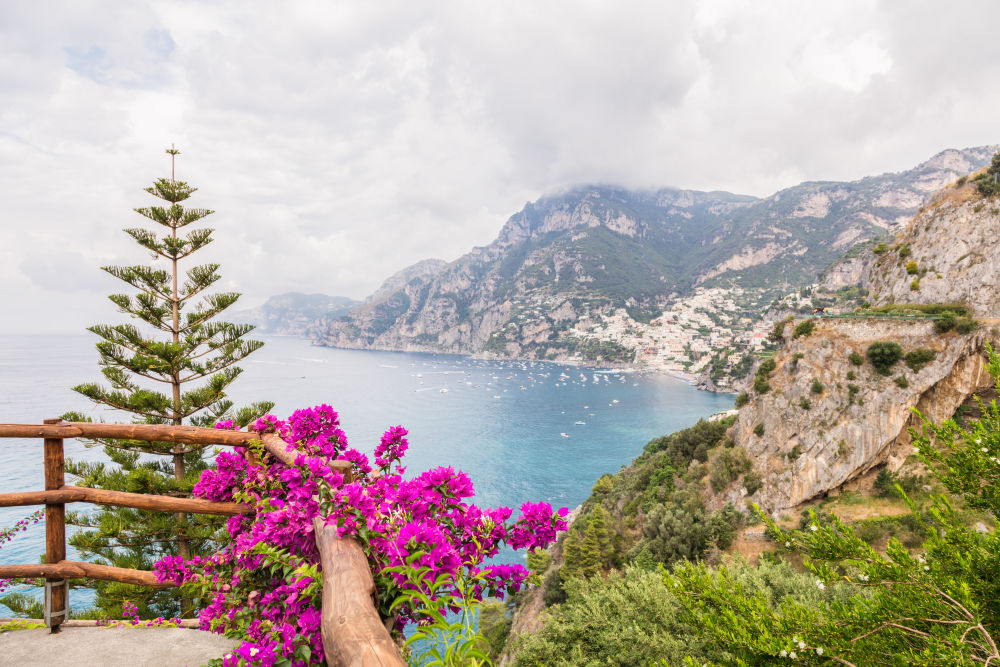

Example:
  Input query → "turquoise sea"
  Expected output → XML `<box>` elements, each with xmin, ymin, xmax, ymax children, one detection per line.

<box><xmin>0</xmin><ymin>333</ymin><xmax>733</xmax><ymax>615</ymax></box>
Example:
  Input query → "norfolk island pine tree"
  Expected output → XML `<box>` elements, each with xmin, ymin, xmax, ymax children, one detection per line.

<box><xmin>60</xmin><ymin>147</ymin><xmax>273</xmax><ymax>618</ymax></box>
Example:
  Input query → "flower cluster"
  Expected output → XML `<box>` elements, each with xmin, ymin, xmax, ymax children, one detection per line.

<box><xmin>0</xmin><ymin>509</ymin><xmax>44</xmax><ymax>595</ymax></box>
<box><xmin>96</xmin><ymin>600</ymin><xmax>181</xmax><ymax>628</ymax></box>
<box><xmin>155</xmin><ymin>405</ymin><xmax>567</xmax><ymax>666</ymax></box>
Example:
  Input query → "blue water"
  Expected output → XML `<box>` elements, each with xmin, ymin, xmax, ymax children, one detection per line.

<box><xmin>0</xmin><ymin>333</ymin><xmax>733</xmax><ymax>615</ymax></box>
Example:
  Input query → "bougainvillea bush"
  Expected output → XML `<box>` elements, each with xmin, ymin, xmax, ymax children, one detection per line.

<box><xmin>153</xmin><ymin>405</ymin><xmax>568</xmax><ymax>666</ymax></box>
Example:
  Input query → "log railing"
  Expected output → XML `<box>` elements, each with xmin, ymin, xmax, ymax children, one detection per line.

<box><xmin>0</xmin><ymin>420</ymin><xmax>405</xmax><ymax>667</ymax></box>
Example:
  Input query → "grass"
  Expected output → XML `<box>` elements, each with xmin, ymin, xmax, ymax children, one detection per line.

<box><xmin>0</xmin><ymin>619</ymin><xmax>45</xmax><ymax>632</ymax></box>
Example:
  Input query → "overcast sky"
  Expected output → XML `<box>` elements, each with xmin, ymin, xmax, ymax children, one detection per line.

<box><xmin>2</xmin><ymin>1</ymin><xmax>999</xmax><ymax>334</ymax></box>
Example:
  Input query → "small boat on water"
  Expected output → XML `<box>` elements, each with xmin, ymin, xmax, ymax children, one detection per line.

<box><xmin>574</xmin><ymin>421</ymin><xmax>586</xmax><ymax>425</ymax></box>
<box><xmin>560</xmin><ymin>433</ymin><xmax>570</xmax><ymax>438</ymax></box>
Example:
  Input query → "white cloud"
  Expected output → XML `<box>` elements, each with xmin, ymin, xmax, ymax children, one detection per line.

<box><xmin>1</xmin><ymin>0</ymin><xmax>999</xmax><ymax>332</ymax></box>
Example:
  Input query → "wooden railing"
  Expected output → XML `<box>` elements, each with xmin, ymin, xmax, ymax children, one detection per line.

<box><xmin>0</xmin><ymin>420</ymin><xmax>405</xmax><ymax>667</ymax></box>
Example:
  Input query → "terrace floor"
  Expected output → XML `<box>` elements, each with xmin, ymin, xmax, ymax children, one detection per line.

<box><xmin>0</xmin><ymin>626</ymin><xmax>239</xmax><ymax>666</ymax></box>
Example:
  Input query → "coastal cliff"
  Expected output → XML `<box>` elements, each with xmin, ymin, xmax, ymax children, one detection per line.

<box><xmin>316</xmin><ymin>147</ymin><xmax>998</xmax><ymax>369</ymax></box>
<box><xmin>718</xmin><ymin>318</ymin><xmax>994</xmax><ymax>514</ymax></box>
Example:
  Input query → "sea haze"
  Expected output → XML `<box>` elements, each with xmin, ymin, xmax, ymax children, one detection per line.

<box><xmin>0</xmin><ymin>333</ymin><xmax>733</xmax><ymax>614</ymax></box>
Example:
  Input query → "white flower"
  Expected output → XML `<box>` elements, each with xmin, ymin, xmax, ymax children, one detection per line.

<box><xmin>792</xmin><ymin>636</ymin><xmax>800</xmax><ymax>643</ymax></box>
<box><xmin>924</xmin><ymin>565</ymin><xmax>930</xmax><ymax>571</ymax></box>
<box><xmin>790</xmin><ymin>651</ymin><xmax>798</xmax><ymax>659</ymax></box>
<box><xmin>780</xmin><ymin>649</ymin><xmax>788</xmax><ymax>657</ymax></box>
<box><xmin>982</xmin><ymin>447</ymin><xmax>989</xmax><ymax>453</ymax></box>
<box><xmin>858</xmin><ymin>573</ymin><xmax>869</xmax><ymax>582</ymax></box>
<box><xmin>816</xmin><ymin>647</ymin><xmax>824</xmax><ymax>656</ymax></box>
<box><xmin>810</xmin><ymin>524</ymin><xmax>818</xmax><ymax>532</ymax></box>
<box><xmin>249</xmin><ymin>648</ymin><xmax>258</xmax><ymax>657</ymax></box>
<box><xmin>785</xmin><ymin>541</ymin><xmax>791</xmax><ymax>548</ymax></box>
<box><xmin>976</xmin><ymin>438</ymin><xmax>982</xmax><ymax>444</ymax></box>
<box><xmin>798</xmin><ymin>640</ymin><xmax>806</xmax><ymax>649</ymax></box>
<box><xmin>815</xmin><ymin>579</ymin><xmax>825</xmax><ymax>591</ymax></box>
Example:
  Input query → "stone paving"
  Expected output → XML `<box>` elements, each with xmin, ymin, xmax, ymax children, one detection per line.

<box><xmin>0</xmin><ymin>626</ymin><xmax>240</xmax><ymax>666</ymax></box>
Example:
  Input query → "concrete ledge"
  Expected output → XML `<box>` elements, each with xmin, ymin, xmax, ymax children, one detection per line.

<box><xmin>0</xmin><ymin>626</ymin><xmax>241</xmax><ymax>666</ymax></box>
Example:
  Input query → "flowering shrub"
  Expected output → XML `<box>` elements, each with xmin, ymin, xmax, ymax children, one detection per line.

<box><xmin>154</xmin><ymin>405</ymin><xmax>567</xmax><ymax>666</ymax></box>
<box><xmin>0</xmin><ymin>509</ymin><xmax>44</xmax><ymax>596</ymax></box>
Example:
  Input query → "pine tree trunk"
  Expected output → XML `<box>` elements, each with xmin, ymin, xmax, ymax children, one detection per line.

<box><xmin>171</xmin><ymin>240</ymin><xmax>192</xmax><ymax>617</ymax></box>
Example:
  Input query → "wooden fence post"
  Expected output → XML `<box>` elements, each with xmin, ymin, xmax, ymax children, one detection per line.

<box><xmin>43</xmin><ymin>418</ymin><xmax>67</xmax><ymax>631</ymax></box>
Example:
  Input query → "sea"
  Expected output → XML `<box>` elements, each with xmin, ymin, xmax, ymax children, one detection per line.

<box><xmin>0</xmin><ymin>333</ymin><xmax>733</xmax><ymax>615</ymax></box>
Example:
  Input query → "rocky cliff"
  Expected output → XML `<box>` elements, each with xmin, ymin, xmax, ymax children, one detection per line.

<box><xmin>863</xmin><ymin>182</ymin><xmax>1000</xmax><ymax>317</ymax></box>
<box><xmin>318</xmin><ymin>146</ymin><xmax>997</xmax><ymax>362</ymax></box>
<box><xmin>716</xmin><ymin>318</ymin><xmax>994</xmax><ymax>514</ymax></box>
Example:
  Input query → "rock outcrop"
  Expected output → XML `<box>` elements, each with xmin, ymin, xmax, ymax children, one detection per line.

<box><xmin>718</xmin><ymin>318</ymin><xmax>994</xmax><ymax>514</ymax></box>
<box><xmin>863</xmin><ymin>183</ymin><xmax>1000</xmax><ymax>317</ymax></box>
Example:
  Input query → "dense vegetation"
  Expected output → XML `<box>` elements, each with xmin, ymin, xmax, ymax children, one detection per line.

<box><xmin>532</xmin><ymin>417</ymin><xmax>744</xmax><ymax>610</ymax></box>
<box><xmin>506</xmin><ymin>347</ymin><xmax>1000</xmax><ymax>666</ymax></box>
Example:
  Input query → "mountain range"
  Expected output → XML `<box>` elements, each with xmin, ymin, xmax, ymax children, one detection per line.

<box><xmin>312</xmin><ymin>145</ymin><xmax>997</xmax><ymax>361</ymax></box>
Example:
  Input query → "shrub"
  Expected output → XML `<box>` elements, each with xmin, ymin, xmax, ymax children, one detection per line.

<box><xmin>709</xmin><ymin>447</ymin><xmax>753</xmax><ymax>492</ymax></box>
<box><xmin>910</xmin><ymin>278</ymin><xmax>920</xmax><ymax>291</ymax></box>
<box><xmin>847</xmin><ymin>384</ymin><xmax>860</xmax><ymax>404</ymax></box>
<box><xmin>768</xmin><ymin>318</ymin><xmax>792</xmax><ymax>343</ymax></box>
<box><xmin>743</xmin><ymin>471</ymin><xmax>763</xmax><ymax>496</ymax></box>
<box><xmin>934</xmin><ymin>310</ymin><xmax>958</xmax><ymax>333</ymax></box>
<box><xmin>974</xmin><ymin>151</ymin><xmax>1000</xmax><ymax>197</ymax></box>
<box><xmin>847</xmin><ymin>370</ymin><xmax>856</xmax><ymax>380</ymax></box>
<box><xmin>956</xmin><ymin>317</ymin><xmax>978</xmax><ymax>334</ymax></box>
<box><xmin>866</xmin><ymin>341</ymin><xmax>903</xmax><ymax>375</ymax></box>
<box><xmin>787</xmin><ymin>444</ymin><xmax>802</xmax><ymax>461</ymax></box>
<box><xmin>514</xmin><ymin>568</ymin><xmax>712</xmax><ymax>666</ymax></box>
<box><xmin>848</xmin><ymin>351</ymin><xmax>864</xmax><ymax>366</ymax></box>
<box><xmin>906</xmin><ymin>261</ymin><xmax>919</xmax><ymax>275</ymax></box>
<box><xmin>810</xmin><ymin>379</ymin><xmax>824</xmax><ymax>394</ymax></box>
<box><xmin>592</xmin><ymin>474</ymin><xmax>614</xmax><ymax>496</ymax></box>
<box><xmin>753</xmin><ymin>358</ymin><xmax>776</xmax><ymax>394</ymax></box>
<box><xmin>873</xmin><ymin>242</ymin><xmax>888</xmax><ymax>255</ymax></box>
<box><xmin>956</xmin><ymin>175</ymin><xmax>968</xmax><ymax>187</ymax></box>
<box><xmin>904</xmin><ymin>348</ymin><xmax>936</xmax><ymax>372</ymax></box>
<box><xmin>643</xmin><ymin>418</ymin><xmax>731</xmax><ymax>465</ymax></box>
<box><xmin>799</xmin><ymin>398</ymin><xmax>811</xmax><ymax>410</ymax></box>
<box><xmin>793</xmin><ymin>320</ymin><xmax>815</xmax><ymax>339</ymax></box>
<box><xmin>898</xmin><ymin>244</ymin><xmax>911</xmax><ymax>258</ymax></box>
<box><xmin>734</xmin><ymin>391</ymin><xmax>750</xmax><ymax>408</ymax></box>
<box><xmin>872</xmin><ymin>468</ymin><xmax>923</xmax><ymax>499</ymax></box>
<box><xmin>541</xmin><ymin>567</ymin><xmax>566</xmax><ymax>606</ymax></box>
<box><xmin>837</xmin><ymin>439</ymin><xmax>849</xmax><ymax>458</ymax></box>
<box><xmin>894</xmin><ymin>376</ymin><xmax>909</xmax><ymax>388</ymax></box>
<box><xmin>753</xmin><ymin>424</ymin><xmax>764</xmax><ymax>437</ymax></box>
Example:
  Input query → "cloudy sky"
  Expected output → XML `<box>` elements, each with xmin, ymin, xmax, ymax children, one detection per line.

<box><xmin>2</xmin><ymin>1</ymin><xmax>999</xmax><ymax>333</ymax></box>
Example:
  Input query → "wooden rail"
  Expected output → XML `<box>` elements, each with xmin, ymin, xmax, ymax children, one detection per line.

<box><xmin>0</xmin><ymin>420</ymin><xmax>405</xmax><ymax>666</ymax></box>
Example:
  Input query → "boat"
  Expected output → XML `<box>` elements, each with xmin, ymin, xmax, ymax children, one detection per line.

<box><xmin>574</xmin><ymin>421</ymin><xmax>586</xmax><ymax>425</ymax></box>
<box><xmin>560</xmin><ymin>433</ymin><xmax>570</xmax><ymax>438</ymax></box>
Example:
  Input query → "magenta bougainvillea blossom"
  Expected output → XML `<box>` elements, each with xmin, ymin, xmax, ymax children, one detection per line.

<box><xmin>154</xmin><ymin>405</ymin><xmax>568</xmax><ymax>666</ymax></box>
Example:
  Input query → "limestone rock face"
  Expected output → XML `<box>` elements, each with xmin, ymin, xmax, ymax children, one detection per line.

<box><xmin>864</xmin><ymin>186</ymin><xmax>1000</xmax><ymax>317</ymax></box>
<box><xmin>723</xmin><ymin>319</ymin><xmax>993</xmax><ymax>514</ymax></box>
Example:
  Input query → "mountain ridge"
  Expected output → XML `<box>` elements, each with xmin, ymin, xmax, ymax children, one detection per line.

<box><xmin>316</xmin><ymin>146</ymin><xmax>997</xmax><ymax>369</ymax></box>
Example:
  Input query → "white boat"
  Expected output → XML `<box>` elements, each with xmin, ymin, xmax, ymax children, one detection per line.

<box><xmin>560</xmin><ymin>433</ymin><xmax>570</xmax><ymax>438</ymax></box>
<box><xmin>574</xmin><ymin>421</ymin><xmax>586</xmax><ymax>425</ymax></box>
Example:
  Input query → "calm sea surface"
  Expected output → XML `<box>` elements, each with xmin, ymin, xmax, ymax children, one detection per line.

<box><xmin>0</xmin><ymin>333</ymin><xmax>733</xmax><ymax>615</ymax></box>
